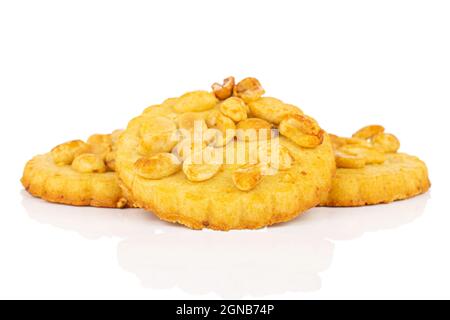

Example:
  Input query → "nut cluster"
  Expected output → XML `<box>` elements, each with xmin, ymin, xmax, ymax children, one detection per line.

<box><xmin>331</xmin><ymin>125</ymin><xmax>401</xmax><ymax>169</ymax></box>
<box><xmin>51</xmin><ymin>130</ymin><xmax>123</xmax><ymax>173</ymax></box>
<box><xmin>134</xmin><ymin>77</ymin><xmax>325</xmax><ymax>191</ymax></box>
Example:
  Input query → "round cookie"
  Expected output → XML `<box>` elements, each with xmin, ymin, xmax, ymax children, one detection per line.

<box><xmin>115</xmin><ymin>77</ymin><xmax>335</xmax><ymax>230</ymax></box>
<box><xmin>22</xmin><ymin>130</ymin><xmax>129</xmax><ymax>208</ymax></box>
<box><xmin>320</xmin><ymin>126</ymin><xmax>430</xmax><ymax>207</ymax></box>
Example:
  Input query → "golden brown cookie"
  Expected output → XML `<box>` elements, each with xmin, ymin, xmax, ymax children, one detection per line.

<box><xmin>115</xmin><ymin>77</ymin><xmax>336</xmax><ymax>230</ymax></box>
<box><xmin>321</xmin><ymin>126</ymin><xmax>430</xmax><ymax>207</ymax></box>
<box><xmin>22</xmin><ymin>130</ymin><xmax>129</xmax><ymax>208</ymax></box>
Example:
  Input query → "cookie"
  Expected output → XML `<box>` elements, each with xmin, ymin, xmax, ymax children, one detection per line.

<box><xmin>115</xmin><ymin>77</ymin><xmax>335</xmax><ymax>230</ymax></box>
<box><xmin>22</xmin><ymin>130</ymin><xmax>129</xmax><ymax>208</ymax></box>
<box><xmin>320</xmin><ymin>125</ymin><xmax>430</xmax><ymax>206</ymax></box>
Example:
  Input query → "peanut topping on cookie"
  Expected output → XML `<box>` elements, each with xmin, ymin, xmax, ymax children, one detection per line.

<box><xmin>330</xmin><ymin>135</ymin><xmax>372</xmax><ymax>150</ymax></box>
<box><xmin>72</xmin><ymin>153</ymin><xmax>107</xmax><ymax>173</ymax></box>
<box><xmin>112</xmin><ymin>76</ymin><xmax>337</xmax><ymax>229</ymax></box>
<box><xmin>22</xmin><ymin>130</ymin><xmax>127</xmax><ymax>209</ymax></box>
<box><xmin>87</xmin><ymin>134</ymin><xmax>112</xmax><ymax>146</ymax></box>
<box><xmin>87</xmin><ymin>134</ymin><xmax>112</xmax><ymax>159</ymax></box>
<box><xmin>173</xmin><ymin>138</ymin><xmax>208</xmax><ymax>161</ymax></box>
<box><xmin>339</xmin><ymin>145</ymin><xmax>386</xmax><ymax>165</ymax></box>
<box><xmin>352</xmin><ymin>125</ymin><xmax>385</xmax><ymax>140</ymax></box>
<box><xmin>173</xmin><ymin>91</ymin><xmax>218</xmax><ymax>113</ymax></box>
<box><xmin>133</xmin><ymin>77</ymin><xmax>328</xmax><ymax>193</ymax></box>
<box><xmin>212</xmin><ymin>76</ymin><xmax>235</xmax><ymax>100</ymax></box>
<box><xmin>372</xmin><ymin>133</ymin><xmax>400</xmax><ymax>153</ymax></box>
<box><xmin>334</xmin><ymin>150</ymin><xmax>366</xmax><ymax>169</ymax></box>
<box><xmin>138</xmin><ymin>116</ymin><xmax>179</xmax><ymax>155</ymax></box>
<box><xmin>182</xmin><ymin>149</ymin><xmax>222</xmax><ymax>182</ymax></box>
<box><xmin>232</xmin><ymin>164</ymin><xmax>264</xmax><ymax>191</ymax></box>
<box><xmin>205</xmin><ymin>110</ymin><xmax>236</xmax><ymax>146</ymax></box>
<box><xmin>134</xmin><ymin>153</ymin><xmax>181</xmax><ymax>180</ymax></box>
<box><xmin>139</xmin><ymin>116</ymin><xmax>177</xmax><ymax>137</ymax></box>
<box><xmin>248</xmin><ymin>97</ymin><xmax>303</xmax><ymax>125</ymax></box>
<box><xmin>219</xmin><ymin>97</ymin><xmax>248</xmax><ymax>122</ymax></box>
<box><xmin>332</xmin><ymin>125</ymin><xmax>403</xmax><ymax>169</ymax></box>
<box><xmin>279</xmin><ymin>114</ymin><xmax>324</xmax><ymax>148</ymax></box>
<box><xmin>233</xmin><ymin>77</ymin><xmax>265</xmax><ymax>103</ymax></box>
<box><xmin>323</xmin><ymin>125</ymin><xmax>430</xmax><ymax>207</ymax></box>
<box><xmin>177</xmin><ymin>112</ymin><xmax>208</xmax><ymax>133</ymax></box>
<box><xmin>51</xmin><ymin>140</ymin><xmax>91</xmax><ymax>166</ymax></box>
<box><xmin>236</xmin><ymin>118</ymin><xmax>273</xmax><ymax>141</ymax></box>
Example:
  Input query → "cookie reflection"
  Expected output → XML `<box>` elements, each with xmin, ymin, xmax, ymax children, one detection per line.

<box><xmin>22</xmin><ymin>191</ymin><xmax>429</xmax><ymax>298</ymax></box>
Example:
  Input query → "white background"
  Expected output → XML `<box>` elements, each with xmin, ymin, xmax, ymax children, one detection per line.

<box><xmin>1</xmin><ymin>0</ymin><xmax>449</xmax><ymax>299</ymax></box>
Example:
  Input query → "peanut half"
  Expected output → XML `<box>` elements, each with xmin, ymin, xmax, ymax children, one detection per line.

<box><xmin>248</xmin><ymin>97</ymin><xmax>303</xmax><ymax>125</ymax></box>
<box><xmin>72</xmin><ymin>153</ymin><xmax>107</xmax><ymax>173</ymax></box>
<box><xmin>173</xmin><ymin>91</ymin><xmax>218</xmax><ymax>113</ymax></box>
<box><xmin>372</xmin><ymin>133</ymin><xmax>400</xmax><ymax>153</ymax></box>
<box><xmin>51</xmin><ymin>140</ymin><xmax>91</xmax><ymax>166</ymax></box>
<box><xmin>335</xmin><ymin>150</ymin><xmax>366</xmax><ymax>169</ymax></box>
<box><xmin>352</xmin><ymin>125</ymin><xmax>385</xmax><ymax>140</ymax></box>
<box><xmin>233</xmin><ymin>77</ymin><xmax>265</xmax><ymax>103</ymax></box>
<box><xmin>219</xmin><ymin>97</ymin><xmax>248</xmax><ymax>122</ymax></box>
<box><xmin>232</xmin><ymin>164</ymin><xmax>263</xmax><ymax>191</ymax></box>
<box><xmin>182</xmin><ymin>148</ymin><xmax>222</xmax><ymax>182</ymax></box>
<box><xmin>338</xmin><ymin>145</ymin><xmax>386</xmax><ymax>165</ymax></box>
<box><xmin>177</xmin><ymin>112</ymin><xmax>208</xmax><ymax>133</ymax></box>
<box><xmin>212</xmin><ymin>76</ymin><xmax>235</xmax><ymax>100</ymax></box>
<box><xmin>236</xmin><ymin>118</ymin><xmax>273</xmax><ymax>142</ymax></box>
<box><xmin>139</xmin><ymin>116</ymin><xmax>179</xmax><ymax>155</ymax></box>
<box><xmin>206</xmin><ymin>110</ymin><xmax>236</xmax><ymax>146</ymax></box>
<box><xmin>134</xmin><ymin>153</ymin><xmax>181</xmax><ymax>180</ymax></box>
<box><xmin>279</xmin><ymin>114</ymin><xmax>324</xmax><ymax>148</ymax></box>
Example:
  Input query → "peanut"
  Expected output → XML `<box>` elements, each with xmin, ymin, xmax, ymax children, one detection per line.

<box><xmin>177</xmin><ymin>112</ymin><xmax>208</xmax><ymax>133</ymax></box>
<box><xmin>172</xmin><ymin>138</ymin><xmax>207</xmax><ymax>161</ymax></box>
<box><xmin>330</xmin><ymin>134</ymin><xmax>372</xmax><ymax>150</ymax></box>
<box><xmin>87</xmin><ymin>134</ymin><xmax>112</xmax><ymax>146</ymax></box>
<box><xmin>134</xmin><ymin>153</ymin><xmax>181</xmax><ymax>180</ymax></box>
<box><xmin>236</xmin><ymin>118</ymin><xmax>273</xmax><ymax>141</ymax></box>
<box><xmin>279</xmin><ymin>114</ymin><xmax>324</xmax><ymax>148</ymax></box>
<box><xmin>87</xmin><ymin>134</ymin><xmax>112</xmax><ymax>159</ymax></box>
<box><xmin>138</xmin><ymin>116</ymin><xmax>179</xmax><ymax>155</ymax></box>
<box><xmin>72</xmin><ymin>153</ymin><xmax>107</xmax><ymax>173</ymax></box>
<box><xmin>232</xmin><ymin>164</ymin><xmax>263</xmax><ymax>191</ymax></box>
<box><xmin>173</xmin><ymin>91</ymin><xmax>218</xmax><ymax>113</ymax></box>
<box><xmin>335</xmin><ymin>151</ymin><xmax>366</xmax><ymax>169</ymax></box>
<box><xmin>206</xmin><ymin>110</ymin><xmax>236</xmax><ymax>146</ymax></box>
<box><xmin>248</xmin><ymin>97</ymin><xmax>303</xmax><ymax>124</ymax></box>
<box><xmin>51</xmin><ymin>140</ymin><xmax>91</xmax><ymax>166</ymax></box>
<box><xmin>339</xmin><ymin>145</ymin><xmax>386</xmax><ymax>165</ymax></box>
<box><xmin>139</xmin><ymin>116</ymin><xmax>177</xmax><ymax>137</ymax></box>
<box><xmin>352</xmin><ymin>125</ymin><xmax>385</xmax><ymax>140</ymax></box>
<box><xmin>233</xmin><ymin>77</ymin><xmax>265</xmax><ymax>103</ymax></box>
<box><xmin>219</xmin><ymin>97</ymin><xmax>248</xmax><ymax>122</ymax></box>
<box><xmin>372</xmin><ymin>133</ymin><xmax>400</xmax><ymax>153</ymax></box>
<box><xmin>182</xmin><ymin>149</ymin><xmax>222</xmax><ymax>182</ymax></box>
<box><xmin>212</xmin><ymin>76</ymin><xmax>235</xmax><ymax>100</ymax></box>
